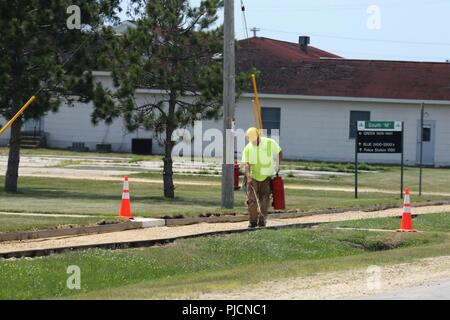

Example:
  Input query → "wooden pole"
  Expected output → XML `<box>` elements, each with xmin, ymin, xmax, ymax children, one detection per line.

<box><xmin>0</xmin><ymin>96</ymin><xmax>37</xmax><ymax>136</ymax></box>
<box><xmin>221</xmin><ymin>0</ymin><xmax>235</xmax><ymax>209</ymax></box>
<box><xmin>251</xmin><ymin>74</ymin><xmax>263</xmax><ymax>131</ymax></box>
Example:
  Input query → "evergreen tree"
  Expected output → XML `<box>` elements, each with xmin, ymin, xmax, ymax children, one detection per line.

<box><xmin>0</xmin><ymin>0</ymin><xmax>121</xmax><ymax>192</ymax></box>
<box><xmin>94</xmin><ymin>0</ymin><xmax>249</xmax><ymax>198</ymax></box>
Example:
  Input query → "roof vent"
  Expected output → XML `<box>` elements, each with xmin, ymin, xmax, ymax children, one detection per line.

<box><xmin>299</xmin><ymin>36</ymin><xmax>310</xmax><ymax>53</ymax></box>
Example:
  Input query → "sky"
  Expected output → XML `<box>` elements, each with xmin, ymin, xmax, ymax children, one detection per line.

<box><xmin>119</xmin><ymin>0</ymin><xmax>450</xmax><ymax>62</ymax></box>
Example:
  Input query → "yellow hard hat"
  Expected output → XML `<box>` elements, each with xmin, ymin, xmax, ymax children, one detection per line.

<box><xmin>246</xmin><ymin>127</ymin><xmax>260</xmax><ymax>142</ymax></box>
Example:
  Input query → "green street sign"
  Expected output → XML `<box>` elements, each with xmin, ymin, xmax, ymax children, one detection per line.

<box><xmin>357</xmin><ymin>121</ymin><xmax>402</xmax><ymax>132</ymax></box>
<box><xmin>366</xmin><ymin>121</ymin><xmax>394</xmax><ymax>129</ymax></box>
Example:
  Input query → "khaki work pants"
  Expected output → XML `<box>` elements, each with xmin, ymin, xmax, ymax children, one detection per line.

<box><xmin>246</xmin><ymin>177</ymin><xmax>271</xmax><ymax>226</ymax></box>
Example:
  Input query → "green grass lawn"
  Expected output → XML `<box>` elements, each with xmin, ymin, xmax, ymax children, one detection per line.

<box><xmin>325</xmin><ymin>211</ymin><xmax>450</xmax><ymax>233</ymax></box>
<box><xmin>0</xmin><ymin>149</ymin><xmax>449</xmax><ymax>232</ymax></box>
<box><xmin>0</xmin><ymin>212</ymin><xmax>449</xmax><ymax>299</ymax></box>
<box><xmin>131</xmin><ymin>165</ymin><xmax>450</xmax><ymax>195</ymax></box>
<box><xmin>5</xmin><ymin>146</ymin><xmax>450</xmax><ymax>195</ymax></box>
<box><xmin>284</xmin><ymin>166</ymin><xmax>450</xmax><ymax>194</ymax></box>
<box><xmin>282</xmin><ymin>160</ymin><xmax>388</xmax><ymax>172</ymax></box>
<box><xmin>0</xmin><ymin>175</ymin><xmax>446</xmax><ymax>221</ymax></box>
<box><xmin>0</xmin><ymin>215</ymin><xmax>115</xmax><ymax>233</ymax></box>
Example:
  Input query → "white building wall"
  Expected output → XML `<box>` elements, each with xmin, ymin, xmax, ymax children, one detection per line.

<box><xmin>2</xmin><ymin>72</ymin><xmax>450</xmax><ymax>166</ymax></box>
<box><xmin>41</xmin><ymin>73</ymin><xmax>166</xmax><ymax>154</ymax></box>
<box><xmin>43</xmin><ymin>101</ymin><xmax>159</xmax><ymax>153</ymax></box>
<box><xmin>232</xmin><ymin>96</ymin><xmax>450</xmax><ymax>166</ymax></box>
<box><xmin>0</xmin><ymin>125</ymin><xmax>10</xmax><ymax>144</ymax></box>
<box><xmin>428</xmin><ymin>105</ymin><xmax>450</xmax><ymax>167</ymax></box>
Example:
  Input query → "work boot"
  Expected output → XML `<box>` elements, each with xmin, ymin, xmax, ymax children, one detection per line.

<box><xmin>258</xmin><ymin>216</ymin><xmax>267</xmax><ymax>228</ymax></box>
<box><xmin>248</xmin><ymin>221</ymin><xmax>257</xmax><ymax>228</ymax></box>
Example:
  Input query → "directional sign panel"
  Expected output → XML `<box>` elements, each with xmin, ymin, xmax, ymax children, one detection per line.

<box><xmin>357</xmin><ymin>121</ymin><xmax>403</xmax><ymax>154</ymax></box>
<box><xmin>357</xmin><ymin>121</ymin><xmax>403</xmax><ymax>131</ymax></box>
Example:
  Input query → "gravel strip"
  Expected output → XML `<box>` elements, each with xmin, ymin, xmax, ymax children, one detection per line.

<box><xmin>188</xmin><ymin>255</ymin><xmax>450</xmax><ymax>300</ymax></box>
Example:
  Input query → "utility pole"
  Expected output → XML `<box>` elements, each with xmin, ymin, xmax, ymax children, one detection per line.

<box><xmin>222</xmin><ymin>0</ymin><xmax>235</xmax><ymax>208</ymax></box>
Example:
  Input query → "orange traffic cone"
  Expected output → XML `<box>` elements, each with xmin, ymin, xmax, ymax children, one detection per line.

<box><xmin>119</xmin><ymin>176</ymin><xmax>132</xmax><ymax>219</ymax></box>
<box><xmin>397</xmin><ymin>187</ymin><xmax>416</xmax><ymax>232</ymax></box>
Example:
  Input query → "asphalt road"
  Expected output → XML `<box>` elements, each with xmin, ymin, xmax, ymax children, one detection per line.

<box><xmin>369</xmin><ymin>279</ymin><xmax>450</xmax><ymax>300</ymax></box>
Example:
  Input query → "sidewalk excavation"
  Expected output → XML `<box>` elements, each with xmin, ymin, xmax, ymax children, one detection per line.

<box><xmin>1</xmin><ymin>204</ymin><xmax>450</xmax><ymax>259</ymax></box>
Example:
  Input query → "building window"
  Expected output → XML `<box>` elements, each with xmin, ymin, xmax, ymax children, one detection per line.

<box><xmin>261</xmin><ymin>107</ymin><xmax>281</xmax><ymax>136</ymax></box>
<box><xmin>349</xmin><ymin>111</ymin><xmax>371</xmax><ymax>139</ymax></box>
<box><xmin>422</xmin><ymin>127</ymin><xmax>431</xmax><ymax>142</ymax></box>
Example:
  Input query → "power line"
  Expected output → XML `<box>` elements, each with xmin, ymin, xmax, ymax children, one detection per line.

<box><xmin>259</xmin><ymin>28</ymin><xmax>450</xmax><ymax>47</ymax></box>
<box><xmin>240</xmin><ymin>0</ymin><xmax>249</xmax><ymax>39</ymax></box>
<box><xmin>251</xmin><ymin>0</ymin><xmax>450</xmax><ymax>13</ymax></box>
<box><xmin>29</xmin><ymin>33</ymin><xmax>94</xmax><ymax>99</ymax></box>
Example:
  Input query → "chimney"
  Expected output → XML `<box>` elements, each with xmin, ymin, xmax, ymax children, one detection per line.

<box><xmin>299</xmin><ymin>36</ymin><xmax>310</xmax><ymax>53</ymax></box>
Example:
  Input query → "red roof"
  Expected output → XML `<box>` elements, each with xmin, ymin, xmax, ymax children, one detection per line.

<box><xmin>237</xmin><ymin>37</ymin><xmax>450</xmax><ymax>101</ymax></box>
<box><xmin>237</xmin><ymin>37</ymin><xmax>341</xmax><ymax>63</ymax></box>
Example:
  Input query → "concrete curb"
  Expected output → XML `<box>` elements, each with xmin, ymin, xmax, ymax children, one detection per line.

<box><xmin>165</xmin><ymin>200</ymin><xmax>450</xmax><ymax>226</ymax></box>
<box><xmin>0</xmin><ymin>221</ymin><xmax>142</xmax><ymax>243</ymax></box>
<box><xmin>132</xmin><ymin>217</ymin><xmax>166</xmax><ymax>228</ymax></box>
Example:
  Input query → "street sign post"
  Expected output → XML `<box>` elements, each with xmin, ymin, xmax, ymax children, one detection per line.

<box><xmin>355</xmin><ymin>121</ymin><xmax>404</xmax><ymax>199</ymax></box>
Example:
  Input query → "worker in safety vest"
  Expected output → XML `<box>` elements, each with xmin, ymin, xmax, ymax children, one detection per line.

<box><xmin>241</xmin><ymin>127</ymin><xmax>282</xmax><ymax>228</ymax></box>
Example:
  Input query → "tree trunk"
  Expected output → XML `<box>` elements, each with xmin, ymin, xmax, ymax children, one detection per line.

<box><xmin>4</xmin><ymin>118</ymin><xmax>22</xmax><ymax>192</ymax></box>
<box><xmin>163</xmin><ymin>91</ymin><xmax>177</xmax><ymax>198</ymax></box>
<box><xmin>163</xmin><ymin>133</ymin><xmax>175</xmax><ymax>198</ymax></box>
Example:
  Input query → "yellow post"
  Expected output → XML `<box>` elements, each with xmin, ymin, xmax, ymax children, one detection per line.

<box><xmin>0</xmin><ymin>96</ymin><xmax>37</xmax><ymax>136</ymax></box>
<box><xmin>251</xmin><ymin>74</ymin><xmax>263</xmax><ymax>132</ymax></box>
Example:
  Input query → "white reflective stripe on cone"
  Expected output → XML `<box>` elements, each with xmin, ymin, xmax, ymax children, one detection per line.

<box><xmin>403</xmin><ymin>206</ymin><xmax>411</xmax><ymax>213</ymax></box>
<box><xmin>404</xmin><ymin>195</ymin><xmax>410</xmax><ymax>204</ymax></box>
<box><xmin>123</xmin><ymin>181</ymin><xmax>129</xmax><ymax>190</ymax></box>
<box><xmin>122</xmin><ymin>192</ymin><xmax>130</xmax><ymax>200</ymax></box>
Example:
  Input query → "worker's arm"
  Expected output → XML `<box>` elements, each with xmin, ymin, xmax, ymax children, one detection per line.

<box><xmin>245</xmin><ymin>162</ymin><xmax>252</xmax><ymax>187</ymax></box>
<box><xmin>276</xmin><ymin>151</ymin><xmax>283</xmax><ymax>175</ymax></box>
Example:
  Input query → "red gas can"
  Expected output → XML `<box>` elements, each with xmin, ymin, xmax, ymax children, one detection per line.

<box><xmin>272</xmin><ymin>174</ymin><xmax>286</xmax><ymax>210</ymax></box>
<box><xmin>234</xmin><ymin>161</ymin><xmax>241</xmax><ymax>190</ymax></box>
